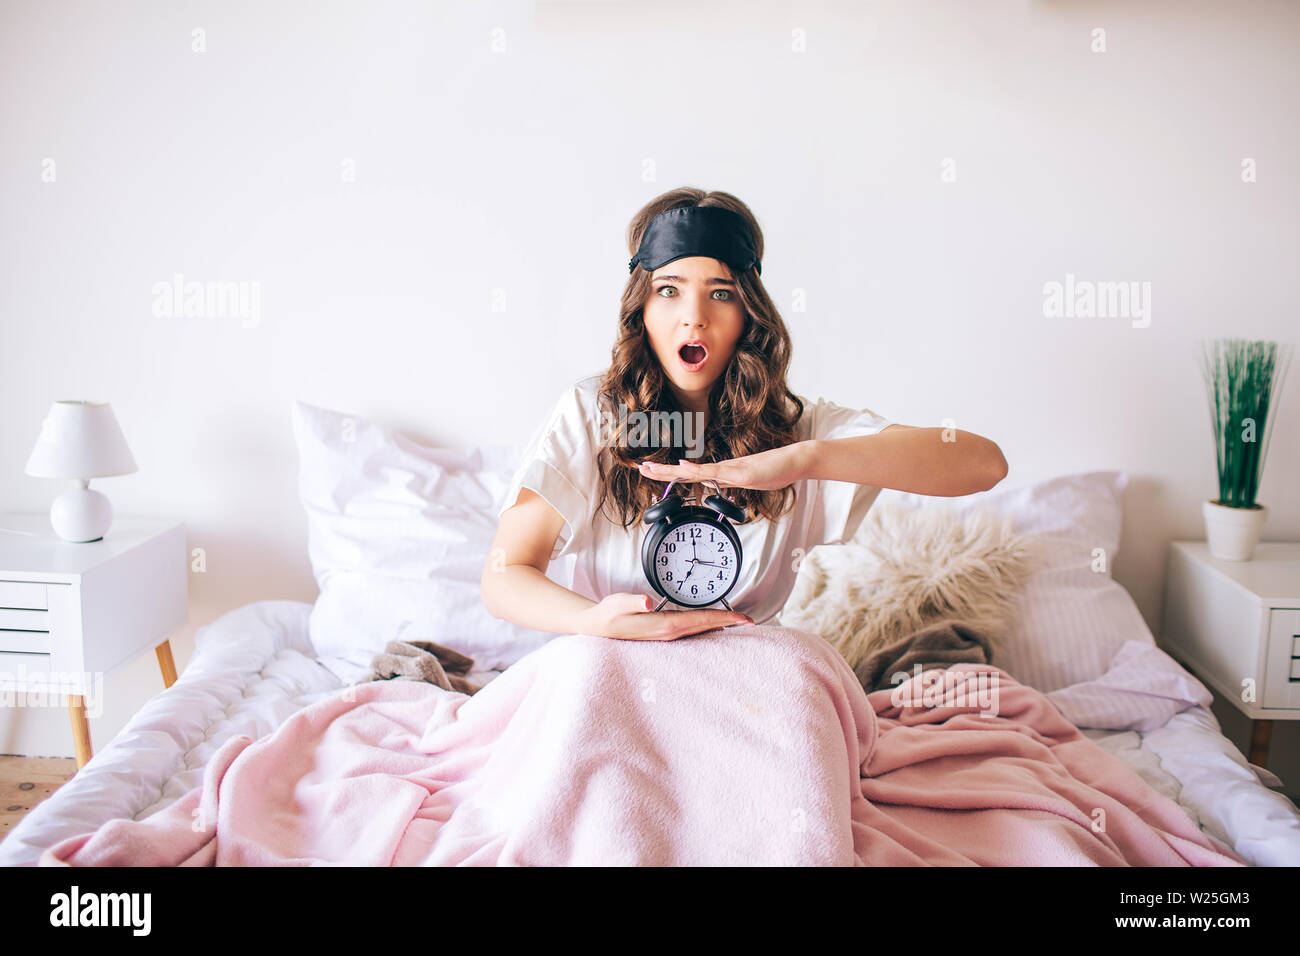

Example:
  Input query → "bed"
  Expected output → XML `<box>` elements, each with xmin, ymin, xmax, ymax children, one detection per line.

<box><xmin>3</xmin><ymin>399</ymin><xmax>1298</xmax><ymax>866</ymax></box>
<box><xmin>2</xmin><ymin>597</ymin><xmax>1297</xmax><ymax>866</ymax></box>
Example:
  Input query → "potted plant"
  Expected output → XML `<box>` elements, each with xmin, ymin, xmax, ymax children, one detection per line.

<box><xmin>1198</xmin><ymin>338</ymin><xmax>1292</xmax><ymax>561</ymax></box>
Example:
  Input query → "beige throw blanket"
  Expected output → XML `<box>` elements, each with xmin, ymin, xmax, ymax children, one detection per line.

<box><xmin>367</xmin><ymin>639</ymin><xmax>480</xmax><ymax>695</ymax></box>
<box><xmin>856</xmin><ymin>618</ymin><xmax>994</xmax><ymax>693</ymax></box>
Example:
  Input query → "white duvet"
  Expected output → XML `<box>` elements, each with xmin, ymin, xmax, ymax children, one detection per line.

<box><xmin>1</xmin><ymin>599</ymin><xmax>1297</xmax><ymax>867</ymax></box>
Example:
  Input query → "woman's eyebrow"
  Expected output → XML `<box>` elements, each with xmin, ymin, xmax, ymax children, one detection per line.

<box><xmin>652</xmin><ymin>275</ymin><xmax>736</xmax><ymax>286</ymax></box>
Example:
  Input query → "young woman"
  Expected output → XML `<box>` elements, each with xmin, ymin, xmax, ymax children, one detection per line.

<box><xmin>481</xmin><ymin>187</ymin><xmax>1007</xmax><ymax>643</ymax></box>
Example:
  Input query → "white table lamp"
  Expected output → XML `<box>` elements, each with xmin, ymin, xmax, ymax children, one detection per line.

<box><xmin>24</xmin><ymin>400</ymin><xmax>138</xmax><ymax>542</ymax></box>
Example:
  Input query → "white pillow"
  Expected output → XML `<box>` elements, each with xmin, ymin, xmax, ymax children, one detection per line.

<box><xmin>291</xmin><ymin>400</ymin><xmax>568</xmax><ymax>681</ymax></box>
<box><xmin>867</xmin><ymin>471</ymin><xmax>1152</xmax><ymax>693</ymax></box>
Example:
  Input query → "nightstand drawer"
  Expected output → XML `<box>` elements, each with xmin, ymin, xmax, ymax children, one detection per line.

<box><xmin>0</xmin><ymin>650</ymin><xmax>52</xmax><ymax>681</ymax></box>
<box><xmin>0</xmin><ymin>629</ymin><xmax>49</xmax><ymax>653</ymax></box>
<box><xmin>1264</xmin><ymin>609</ymin><xmax>1300</xmax><ymax>708</ymax></box>
<box><xmin>0</xmin><ymin>580</ymin><xmax>47</xmax><ymax>610</ymax></box>
<box><xmin>0</xmin><ymin>607</ymin><xmax>48</xmax><ymax>630</ymax></box>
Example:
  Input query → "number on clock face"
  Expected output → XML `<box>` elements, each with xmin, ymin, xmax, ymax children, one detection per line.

<box><xmin>654</xmin><ymin>521</ymin><xmax>739</xmax><ymax>606</ymax></box>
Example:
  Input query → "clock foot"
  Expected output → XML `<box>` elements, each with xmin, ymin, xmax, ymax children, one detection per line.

<box><xmin>719</xmin><ymin>597</ymin><xmax>734</xmax><ymax>612</ymax></box>
<box><xmin>653</xmin><ymin>595</ymin><xmax>670</xmax><ymax>612</ymax></box>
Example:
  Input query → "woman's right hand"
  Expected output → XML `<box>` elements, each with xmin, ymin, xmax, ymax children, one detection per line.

<box><xmin>575</xmin><ymin>593</ymin><xmax>753</xmax><ymax>641</ymax></box>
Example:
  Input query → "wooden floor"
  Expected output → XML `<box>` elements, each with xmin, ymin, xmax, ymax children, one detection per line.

<box><xmin>0</xmin><ymin>755</ymin><xmax>77</xmax><ymax>847</ymax></box>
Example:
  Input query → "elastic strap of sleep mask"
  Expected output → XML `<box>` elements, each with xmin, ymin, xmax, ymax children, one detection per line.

<box><xmin>628</xmin><ymin>205</ymin><xmax>761</xmax><ymax>277</ymax></box>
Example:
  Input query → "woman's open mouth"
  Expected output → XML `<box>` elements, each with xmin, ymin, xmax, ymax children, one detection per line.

<box><xmin>678</xmin><ymin>341</ymin><xmax>708</xmax><ymax>372</ymax></box>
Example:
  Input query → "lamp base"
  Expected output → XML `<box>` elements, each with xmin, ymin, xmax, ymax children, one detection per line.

<box><xmin>50</xmin><ymin>486</ymin><xmax>113</xmax><ymax>543</ymax></box>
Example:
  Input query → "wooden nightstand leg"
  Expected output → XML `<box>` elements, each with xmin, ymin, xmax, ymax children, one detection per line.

<box><xmin>156</xmin><ymin>639</ymin><xmax>178</xmax><ymax>688</ymax></box>
<box><xmin>68</xmin><ymin>696</ymin><xmax>92</xmax><ymax>770</ymax></box>
<box><xmin>1249</xmin><ymin>719</ymin><xmax>1273</xmax><ymax>769</ymax></box>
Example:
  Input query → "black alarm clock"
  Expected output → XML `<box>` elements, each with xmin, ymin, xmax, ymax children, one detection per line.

<box><xmin>641</xmin><ymin>477</ymin><xmax>748</xmax><ymax>611</ymax></box>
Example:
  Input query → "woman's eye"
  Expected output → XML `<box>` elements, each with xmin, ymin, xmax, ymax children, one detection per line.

<box><xmin>654</xmin><ymin>287</ymin><xmax>731</xmax><ymax>300</ymax></box>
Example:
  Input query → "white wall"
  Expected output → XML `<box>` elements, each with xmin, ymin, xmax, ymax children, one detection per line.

<box><xmin>2</xmin><ymin>1</ymin><xmax>1298</xmax><ymax>783</ymax></box>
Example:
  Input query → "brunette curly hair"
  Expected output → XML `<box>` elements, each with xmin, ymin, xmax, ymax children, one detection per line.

<box><xmin>593</xmin><ymin>187</ymin><xmax>805</xmax><ymax>531</ymax></box>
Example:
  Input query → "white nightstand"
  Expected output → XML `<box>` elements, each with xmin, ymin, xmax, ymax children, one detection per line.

<box><xmin>0</xmin><ymin>512</ymin><xmax>187</xmax><ymax>769</ymax></box>
<box><xmin>1162</xmin><ymin>540</ymin><xmax>1300</xmax><ymax>769</ymax></box>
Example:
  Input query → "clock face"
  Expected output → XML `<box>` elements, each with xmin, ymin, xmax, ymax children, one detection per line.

<box><xmin>651</xmin><ymin>519</ymin><xmax>740</xmax><ymax>607</ymax></box>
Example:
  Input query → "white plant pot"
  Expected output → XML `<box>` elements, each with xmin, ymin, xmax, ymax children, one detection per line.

<box><xmin>1202</xmin><ymin>499</ymin><xmax>1268</xmax><ymax>561</ymax></box>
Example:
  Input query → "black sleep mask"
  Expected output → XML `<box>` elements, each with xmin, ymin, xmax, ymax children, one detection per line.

<box><xmin>628</xmin><ymin>205</ymin><xmax>761</xmax><ymax>277</ymax></box>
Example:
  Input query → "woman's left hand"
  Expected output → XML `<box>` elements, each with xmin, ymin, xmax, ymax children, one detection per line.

<box><xmin>637</xmin><ymin>441</ymin><xmax>814</xmax><ymax>491</ymax></box>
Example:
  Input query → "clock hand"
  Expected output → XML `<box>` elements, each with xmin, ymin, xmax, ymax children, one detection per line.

<box><xmin>678</xmin><ymin>538</ymin><xmax>701</xmax><ymax>583</ymax></box>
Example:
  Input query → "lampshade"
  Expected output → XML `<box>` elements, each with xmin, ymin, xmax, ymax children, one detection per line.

<box><xmin>25</xmin><ymin>400</ymin><xmax>138</xmax><ymax>479</ymax></box>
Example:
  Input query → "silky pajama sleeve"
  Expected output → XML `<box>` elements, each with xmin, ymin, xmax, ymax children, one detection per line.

<box><xmin>498</xmin><ymin>383</ymin><xmax>600</xmax><ymax>562</ymax></box>
<box><xmin>807</xmin><ymin>398</ymin><xmax>894</xmax><ymax>548</ymax></box>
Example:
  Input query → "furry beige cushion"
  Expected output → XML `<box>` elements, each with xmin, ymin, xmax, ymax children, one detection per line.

<box><xmin>778</xmin><ymin>501</ymin><xmax>1039</xmax><ymax>676</ymax></box>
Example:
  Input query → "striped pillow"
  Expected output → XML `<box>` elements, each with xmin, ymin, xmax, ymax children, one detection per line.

<box><xmin>866</xmin><ymin>471</ymin><xmax>1152</xmax><ymax>693</ymax></box>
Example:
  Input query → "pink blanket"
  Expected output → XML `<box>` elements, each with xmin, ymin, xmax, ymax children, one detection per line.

<box><xmin>39</xmin><ymin>625</ymin><xmax>1245</xmax><ymax>866</ymax></box>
